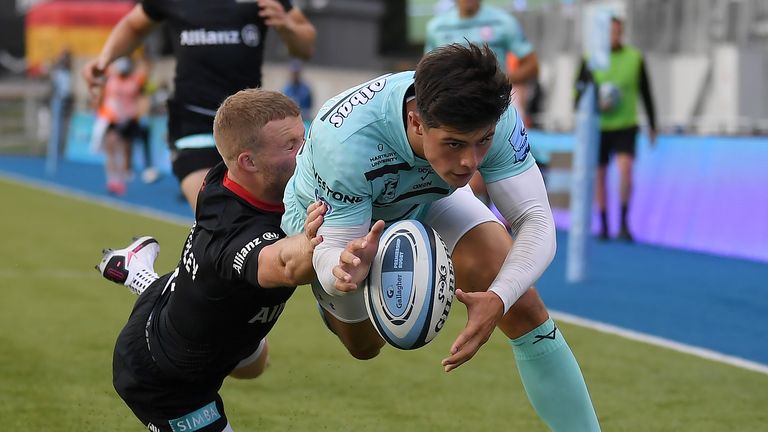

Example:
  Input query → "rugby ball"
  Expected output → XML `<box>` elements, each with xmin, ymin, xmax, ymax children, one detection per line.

<box><xmin>364</xmin><ymin>220</ymin><xmax>455</xmax><ymax>350</ymax></box>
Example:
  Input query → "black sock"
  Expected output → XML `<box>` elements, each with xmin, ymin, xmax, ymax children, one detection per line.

<box><xmin>620</xmin><ymin>204</ymin><xmax>629</xmax><ymax>231</ymax></box>
<box><xmin>600</xmin><ymin>210</ymin><xmax>608</xmax><ymax>235</ymax></box>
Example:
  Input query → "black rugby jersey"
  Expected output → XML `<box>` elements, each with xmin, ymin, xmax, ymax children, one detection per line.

<box><xmin>147</xmin><ymin>162</ymin><xmax>295</xmax><ymax>379</ymax></box>
<box><xmin>142</xmin><ymin>0</ymin><xmax>293</xmax><ymax>115</ymax></box>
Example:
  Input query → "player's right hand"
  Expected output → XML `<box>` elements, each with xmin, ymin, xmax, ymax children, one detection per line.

<box><xmin>81</xmin><ymin>58</ymin><xmax>109</xmax><ymax>105</ymax></box>
<box><xmin>441</xmin><ymin>289</ymin><xmax>504</xmax><ymax>372</ymax></box>
<box><xmin>332</xmin><ymin>220</ymin><xmax>385</xmax><ymax>292</ymax></box>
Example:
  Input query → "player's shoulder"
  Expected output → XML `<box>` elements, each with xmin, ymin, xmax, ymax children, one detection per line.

<box><xmin>427</xmin><ymin>9</ymin><xmax>455</xmax><ymax>28</ymax></box>
<box><xmin>495</xmin><ymin>104</ymin><xmax>522</xmax><ymax>136</ymax></box>
<box><xmin>312</xmin><ymin>71</ymin><xmax>411</xmax><ymax>139</ymax></box>
<box><xmin>480</xmin><ymin>4</ymin><xmax>508</xmax><ymax>17</ymax></box>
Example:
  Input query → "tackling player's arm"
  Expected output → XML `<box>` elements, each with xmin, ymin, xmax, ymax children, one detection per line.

<box><xmin>257</xmin><ymin>201</ymin><xmax>326</xmax><ymax>288</ymax></box>
<box><xmin>81</xmin><ymin>5</ymin><xmax>157</xmax><ymax>97</ymax></box>
<box><xmin>258</xmin><ymin>0</ymin><xmax>316</xmax><ymax>60</ymax></box>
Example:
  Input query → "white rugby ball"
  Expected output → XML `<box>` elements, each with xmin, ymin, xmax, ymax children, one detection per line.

<box><xmin>364</xmin><ymin>220</ymin><xmax>455</xmax><ymax>350</ymax></box>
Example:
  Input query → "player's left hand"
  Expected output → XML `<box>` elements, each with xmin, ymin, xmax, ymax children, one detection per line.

<box><xmin>441</xmin><ymin>289</ymin><xmax>504</xmax><ymax>372</ymax></box>
<box><xmin>257</xmin><ymin>0</ymin><xmax>289</xmax><ymax>29</ymax></box>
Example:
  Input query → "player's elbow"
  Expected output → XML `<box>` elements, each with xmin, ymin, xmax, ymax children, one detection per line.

<box><xmin>541</xmin><ymin>214</ymin><xmax>557</xmax><ymax>266</ymax></box>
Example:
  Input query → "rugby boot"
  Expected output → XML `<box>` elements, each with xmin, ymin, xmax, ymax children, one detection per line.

<box><xmin>97</xmin><ymin>236</ymin><xmax>160</xmax><ymax>295</ymax></box>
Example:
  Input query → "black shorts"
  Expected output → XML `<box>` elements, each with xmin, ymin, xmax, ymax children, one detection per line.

<box><xmin>108</xmin><ymin>119</ymin><xmax>142</xmax><ymax>141</ymax></box>
<box><xmin>598</xmin><ymin>126</ymin><xmax>638</xmax><ymax>166</ymax></box>
<box><xmin>167</xmin><ymin>99</ymin><xmax>222</xmax><ymax>182</ymax></box>
<box><xmin>170</xmin><ymin>147</ymin><xmax>223</xmax><ymax>183</ymax></box>
<box><xmin>112</xmin><ymin>276</ymin><xmax>230</xmax><ymax>432</ymax></box>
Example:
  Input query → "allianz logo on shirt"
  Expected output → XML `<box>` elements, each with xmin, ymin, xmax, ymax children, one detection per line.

<box><xmin>180</xmin><ymin>24</ymin><xmax>260</xmax><ymax>47</ymax></box>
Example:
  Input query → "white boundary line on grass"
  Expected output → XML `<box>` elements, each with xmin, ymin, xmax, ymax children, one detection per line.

<box><xmin>3</xmin><ymin>170</ymin><xmax>767</xmax><ymax>376</ymax></box>
<box><xmin>0</xmin><ymin>171</ymin><xmax>193</xmax><ymax>226</ymax></box>
<box><xmin>552</xmin><ymin>310</ymin><xmax>768</xmax><ymax>375</ymax></box>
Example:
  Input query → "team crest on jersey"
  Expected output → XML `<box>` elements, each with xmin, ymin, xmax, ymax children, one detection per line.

<box><xmin>480</xmin><ymin>26</ymin><xmax>494</xmax><ymax>41</ymax></box>
<box><xmin>510</xmin><ymin>124</ymin><xmax>530</xmax><ymax>163</ymax></box>
<box><xmin>379</xmin><ymin>176</ymin><xmax>400</xmax><ymax>203</ymax></box>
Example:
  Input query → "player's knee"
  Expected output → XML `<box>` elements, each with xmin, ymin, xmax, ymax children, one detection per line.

<box><xmin>453</xmin><ymin>231</ymin><xmax>511</xmax><ymax>292</ymax></box>
<box><xmin>335</xmin><ymin>321</ymin><xmax>386</xmax><ymax>360</ymax></box>
<box><xmin>346</xmin><ymin>340</ymin><xmax>384</xmax><ymax>360</ymax></box>
<box><xmin>228</xmin><ymin>341</ymin><xmax>269</xmax><ymax>379</ymax></box>
<box><xmin>229</xmin><ymin>358</ymin><xmax>268</xmax><ymax>380</ymax></box>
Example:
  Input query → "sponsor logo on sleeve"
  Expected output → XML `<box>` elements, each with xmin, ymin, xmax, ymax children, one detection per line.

<box><xmin>509</xmin><ymin>124</ymin><xmax>530</xmax><ymax>163</ymax></box>
<box><xmin>262</xmin><ymin>232</ymin><xmax>280</xmax><ymax>241</ymax></box>
<box><xmin>233</xmin><ymin>237</ymin><xmax>263</xmax><ymax>275</ymax></box>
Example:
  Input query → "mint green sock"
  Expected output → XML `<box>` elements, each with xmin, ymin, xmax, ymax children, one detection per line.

<box><xmin>510</xmin><ymin>318</ymin><xmax>601</xmax><ymax>431</ymax></box>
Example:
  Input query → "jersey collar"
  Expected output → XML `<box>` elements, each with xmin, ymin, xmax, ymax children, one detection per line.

<box><xmin>223</xmin><ymin>171</ymin><xmax>285</xmax><ymax>213</ymax></box>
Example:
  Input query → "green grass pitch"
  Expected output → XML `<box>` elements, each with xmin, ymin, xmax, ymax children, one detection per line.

<box><xmin>1</xmin><ymin>177</ymin><xmax>766</xmax><ymax>431</ymax></box>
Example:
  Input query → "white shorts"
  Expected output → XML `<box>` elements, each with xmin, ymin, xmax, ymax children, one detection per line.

<box><xmin>313</xmin><ymin>186</ymin><xmax>502</xmax><ymax>323</ymax></box>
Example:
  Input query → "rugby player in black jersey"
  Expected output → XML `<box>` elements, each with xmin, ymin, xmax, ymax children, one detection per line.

<box><xmin>82</xmin><ymin>0</ymin><xmax>316</xmax><ymax>210</ymax></box>
<box><xmin>97</xmin><ymin>89</ymin><xmax>333</xmax><ymax>432</ymax></box>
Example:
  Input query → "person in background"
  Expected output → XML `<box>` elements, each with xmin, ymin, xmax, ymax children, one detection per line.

<box><xmin>48</xmin><ymin>49</ymin><xmax>74</xmax><ymax>158</ymax></box>
<box><xmin>575</xmin><ymin>16</ymin><xmax>657</xmax><ymax>241</ymax></box>
<box><xmin>424</xmin><ymin>0</ymin><xmax>540</xmax><ymax>224</ymax></box>
<box><xmin>82</xmin><ymin>0</ymin><xmax>316</xmax><ymax>210</ymax></box>
<box><xmin>97</xmin><ymin>57</ymin><xmax>147</xmax><ymax>195</ymax></box>
<box><xmin>282</xmin><ymin>59</ymin><xmax>313</xmax><ymax>120</ymax></box>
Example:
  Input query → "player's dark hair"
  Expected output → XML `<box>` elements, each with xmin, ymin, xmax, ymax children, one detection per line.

<box><xmin>414</xmin><ymin>42</ymin><xmax>511</xmax><ymax>132</ymax></box>
<box><xmin>214</xmin><ymin>88</ymin><xmax>300</xmax><ymax>162</ymax></box>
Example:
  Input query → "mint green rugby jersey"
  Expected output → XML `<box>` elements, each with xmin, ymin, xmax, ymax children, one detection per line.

<box><xmin>280</xmin><ymin>71</ymin><xmax>534</xmax><ymax>235</ymax></box>
<box><xmin>424</xmin><ymin>4</ymin><xmax>533</xmax><ymax>72</ymax></box>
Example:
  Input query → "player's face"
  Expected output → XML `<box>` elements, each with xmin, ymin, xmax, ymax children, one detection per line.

<box><xmin>257</xmin><ymin>115</ymin><xmax>305</xmax><ymax>191</ymax></box>
<box><xmin>610</xmin><ymin>20</ymin><xmax>623</xmax><ymax>49</ymax></box>
<box><xmin>456</xmin><ymin>0</ymin><xmax>481</xmax><ymax>16</ymax></box>
<box><xmin>421</xmin><ymin>123</ymin><xmax>495</xmax><ymax>188</ymax></box>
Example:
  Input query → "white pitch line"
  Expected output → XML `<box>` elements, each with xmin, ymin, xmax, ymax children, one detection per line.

<box><xmin>3</xmin><ymin>169</ymin><xmax>767</xmax><ymax>376</ymax></box>
<box><xmin>552</xmin><ymin>310</ymin><xmax>768</xmax><ymax>376</ymax></box>
<box><xmin>0</xmin><ymin>269</ymin><xmax>96</xmax><ymax>279</ymax></box>
<box><xmin>0</xmin><ymin>170</ymin><xmax>193</xmax><ymax>226</ymax></box>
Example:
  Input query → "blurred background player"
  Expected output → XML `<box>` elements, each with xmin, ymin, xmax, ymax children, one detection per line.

<box><xmin>47</xmin><ymin>48</ymin><xmax>74</xmax><ymax>164</ymax></box>
<box><xmin>575</xmin><ymin>15</ymin><xmax>657</xmax><ymax>241</ymax></box>
<box><xmin>98</xmin><ymin>89</ymin><xmax>326</xmax><ymax>432</ymax></box>
<box><xmin>282</xmin><ymin>59</ymin><xmax>313</xmax><ymax>121</ymax></box>
<box><xmin>424</xmin><ymin>0</ymin><xmax>540</xmax><ymax>224</ymax></box>
<box><xmin>81</xmin><ymin>0</ymin><xmax>316</xmax><ymax>210</ymax></box>
<box><xmin>95</xmin><ymin>56</ymin><xmax>146</xmax><ymax>195</ymax></box>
